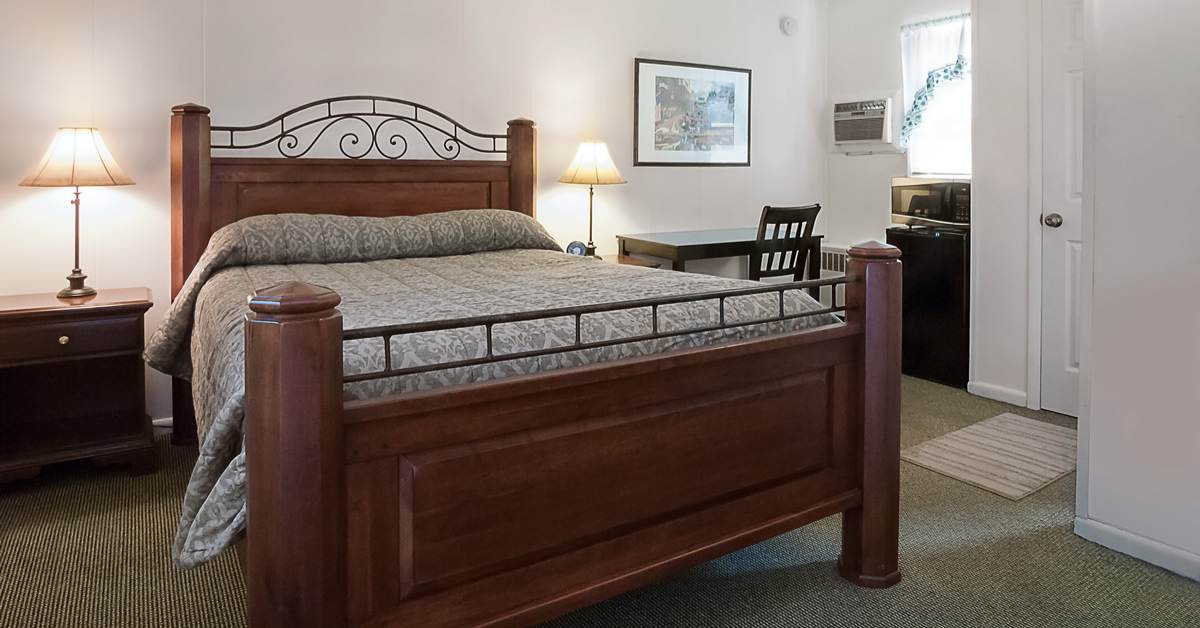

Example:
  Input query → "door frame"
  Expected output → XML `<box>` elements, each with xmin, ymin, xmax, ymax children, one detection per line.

<box><xmin>1075</xmin><ymin>0</ymin><xmax>1096</xmax><ymax>527</ymax></box>
<box><xmin>1026</xmin><ymin>0</ymin><xmax>1045</xmax><ymax>412</ymax></box>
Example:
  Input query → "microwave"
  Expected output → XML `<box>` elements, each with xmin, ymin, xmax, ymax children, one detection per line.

<box><xmin>891</xmin><ymin>177</ymin><xmax>971</xmax><ymax>227</ymax></box>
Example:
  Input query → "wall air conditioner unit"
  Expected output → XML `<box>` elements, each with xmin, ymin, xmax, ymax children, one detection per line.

<box><xmin>832</xmin><ymin>98</ymin><xmax>892</xmax><ymax>148</ymax></box>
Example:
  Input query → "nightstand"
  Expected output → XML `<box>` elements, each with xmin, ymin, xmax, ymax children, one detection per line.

<box><xmin>0</xmin><ymin>288</ymin><xmax>156</xmax><ymax>482</ymax></box>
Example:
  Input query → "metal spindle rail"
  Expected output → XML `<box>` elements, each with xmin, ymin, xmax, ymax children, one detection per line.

<box><xmin>209</xmin><ymin>95</ymin><xmax>509</xmax><ymax>159</ymax></box>
<box><xmin>341</xmin><ymin>276</ymin><xmax>848</xmax><ymax>384</ymax></box>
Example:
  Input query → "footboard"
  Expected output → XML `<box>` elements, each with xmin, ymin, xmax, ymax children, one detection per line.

<box><xmin>242</xmin><ymin>242</ymin><xmax>901</xmax><ymax>628</ymax></box>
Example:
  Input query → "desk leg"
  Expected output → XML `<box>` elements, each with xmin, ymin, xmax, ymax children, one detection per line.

<box><xmin>807</xmin><ymin>249</ymin><xmax>822</xmax><ymax>299</ymax></box>
<box><xmin>807</xmin><ymin>237</ymin><xmax>824</xmax><ymax>299</ymax></box>
<box><xmin>672</xmin><ymin>259</ymin><xmax>686</xmax><ymax>272</ymax></box>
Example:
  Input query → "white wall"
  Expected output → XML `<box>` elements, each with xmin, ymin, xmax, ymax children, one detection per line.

<box><xmin>825</xmin><ymin>0</ymin><xmax>969</xmax><ymax>247</ymax></box>
<box><xmin>203</xmin><ymin>0</ymin><xmax>829</xmax><ymax>267</ymax></box>
<box><xmin>0</xmin><ymin>0</ymin><xmax>829</xmax><ymax>420</ymax></box>
<box><xmin>1074</xmin><ymin>0</ymin><xmax>1200</xmax><ymax>580</ymax></box>
<box><xmin>968</xmin><ymin>0</ymin><xmax>1033</xmax><ymax>406</ymax></box>
<box><xmin>0</xmin><ymin>0</ymin><xmax>204</xmax><ymax>417</ymax></box>
<box><xmin>828</xmin><ymin>0</ymin><xmax>1030</xmax><ymax>406</ymax></box>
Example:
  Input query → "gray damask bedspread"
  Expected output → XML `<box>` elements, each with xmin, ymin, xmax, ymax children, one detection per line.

<box><xmin>145</xmin><ymin>210</ymin><xmax>838</xmax><ymax>567</ymax></box>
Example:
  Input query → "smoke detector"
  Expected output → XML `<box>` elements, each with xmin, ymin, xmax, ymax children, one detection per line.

<box><xmin>780</xmin><ymin>15</ymin><xmax>797</xmax><ymax>36</ymax></box>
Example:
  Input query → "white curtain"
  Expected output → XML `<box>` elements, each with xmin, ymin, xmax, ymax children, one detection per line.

<box><xmin>900</xmin><ymin>14</ymin><xmax>972</xmax><ymax>175</ymax></box>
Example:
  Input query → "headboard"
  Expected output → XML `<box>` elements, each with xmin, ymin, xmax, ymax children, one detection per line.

<box><xmin>169</xmin><ymin>96</ymin><xmax>537</xmax><ymax>298</ymax></box>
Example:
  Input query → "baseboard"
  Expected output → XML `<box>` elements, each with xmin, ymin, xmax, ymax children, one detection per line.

<box><xmin>1075</xmin><ymin>516</ymin><xmax>1200</xmax><ymax>582</ymax></box>
<box><xmin>967</xmin><ymin>381</ymin><xmax>1027</xmax><ymax>406</ymax></box>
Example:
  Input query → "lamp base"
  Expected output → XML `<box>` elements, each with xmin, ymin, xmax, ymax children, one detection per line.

<box><xmin>58</xmin><ymin>270</ymin><xmax>96</xmax><ymax>299</ymax></box>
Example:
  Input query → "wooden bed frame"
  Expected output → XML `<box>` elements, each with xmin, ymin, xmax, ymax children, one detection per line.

<box><xmin>169</xmin><ymin>97</ymin><xmax>902</xmax><ymax>628</ymax></box>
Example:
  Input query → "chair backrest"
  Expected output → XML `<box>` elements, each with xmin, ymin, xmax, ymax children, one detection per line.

<box><xmin>750</xmin><ymin>204</ymin><xmax>823</xmax><ymax>283</ymax></box>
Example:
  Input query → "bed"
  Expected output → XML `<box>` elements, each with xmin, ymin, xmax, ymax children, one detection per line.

<box><xmin>159</xmin><ymin>96</ymin><xmax>902</xmax><ymax>627</ymax></box>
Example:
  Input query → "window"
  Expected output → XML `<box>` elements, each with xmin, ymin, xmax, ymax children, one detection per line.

<box><xmin>900</xmin><ymin>14</ymin><xmax>972</xmax><ymax>176</ymax></box>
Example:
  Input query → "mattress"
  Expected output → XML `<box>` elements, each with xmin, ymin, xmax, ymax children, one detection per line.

<box><xmin>145</xmin><ymin>210</ymin><xmax>838</xmax><ymax>567</ymax></box>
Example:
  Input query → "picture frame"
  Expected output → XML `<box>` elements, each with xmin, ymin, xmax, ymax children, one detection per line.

<box><xmin>634</xmin><ymin>58</ymin><xmax>752</xmax><ymax>167</ymax></box>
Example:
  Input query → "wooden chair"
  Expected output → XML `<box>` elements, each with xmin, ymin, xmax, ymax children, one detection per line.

<box><xmin>750</xmin><ymin>204</ymin><xmax>823</xmax><ymax>298</ymax></box>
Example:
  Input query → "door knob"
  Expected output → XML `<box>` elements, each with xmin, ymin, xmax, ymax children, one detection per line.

<box><xmin>1043</xmin><ymin>213</ymin><xmax>1064</xmax><ymax>228</ymax></box>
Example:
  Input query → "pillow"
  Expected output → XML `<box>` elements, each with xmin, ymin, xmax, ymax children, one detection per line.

<box><xmin>232</xmin><ymin>209</ymin><xmax>560</xmax><ymax>265</ymax></box>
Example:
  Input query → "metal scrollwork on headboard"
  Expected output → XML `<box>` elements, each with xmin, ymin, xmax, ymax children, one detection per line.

<box><xmin>209</xmin><ymin>96</ymin><xmax>508</xmax><ymax>160</ymax></box>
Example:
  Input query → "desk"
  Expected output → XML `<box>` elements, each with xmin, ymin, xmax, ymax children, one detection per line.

<box><xmin>616</xmin><ymin>228</ymin><xmax>760</xmax><ymax>272</ymax></box>
<box><xmin>616</xmin><ymin>228</ymin><xmax>824</xmax><ymax>279</ymax></box>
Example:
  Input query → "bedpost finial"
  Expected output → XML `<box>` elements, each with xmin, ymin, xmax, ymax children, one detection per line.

<box><xmin>848</xmin><ymin>241</ymin><xmax>901</xmax><ymax>260</ymax></box>
<box><xmin>248</xmin><ymin>281</ymin><xmax>341</xmax><ymax>315</ymax></box>
<box><xmin>507</xmin><ymin>118</ymin><xmax>535</xmax><ymax>128</ymax></box>
<box><xmin>172</xmin><ymin>103</ymin><xmax>210</xmax><ymax>115</ymax></box>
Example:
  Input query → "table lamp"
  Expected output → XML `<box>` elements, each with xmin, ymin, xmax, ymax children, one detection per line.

<box><xmin>19</xmin><ymin>128</ymin><xmax>134</xmax><ymax>298</ymax></box>
<box><xmin>558</xmin><ymin>141</ymin><xmax>626</xmax><ymax>256</ymax></box>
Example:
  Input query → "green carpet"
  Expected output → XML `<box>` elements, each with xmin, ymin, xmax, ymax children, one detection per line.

<box><xmin>1</xmin><ymin>377</ymin><xmax>1197</xmax><ymax>627</ymax></box>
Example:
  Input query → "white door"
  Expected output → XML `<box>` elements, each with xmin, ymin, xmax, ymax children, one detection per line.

<box><xmin>1040</xmin><ymin>0</ymin><xmax>1084</xmax><ymax>416</ymax></box>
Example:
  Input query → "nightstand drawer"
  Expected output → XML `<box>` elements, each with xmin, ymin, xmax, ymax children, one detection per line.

<box><xmin>0</xmin><ymin>315</ymin><xmax>141</xmax><ymax>365</ymax></box>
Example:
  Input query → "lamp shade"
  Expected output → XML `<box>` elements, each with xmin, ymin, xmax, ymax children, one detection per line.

<box><xmin>19</xmin><ymin>128</ymin><xmax>134</xmax><ymax>188</ymax></box>
<box><xmin>558</xmin><ymin>141</ymin><xmax>626</xmax><ymax>186</ymax></box>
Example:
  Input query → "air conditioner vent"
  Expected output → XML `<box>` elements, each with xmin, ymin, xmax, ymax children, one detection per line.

<box><xmin>833</xmin><ymin>98</ymin><xmax>892</xmax><ymax>146</ymax></box>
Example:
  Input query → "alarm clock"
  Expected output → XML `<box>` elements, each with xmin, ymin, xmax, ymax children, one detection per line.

<box><xmin>566</xmin><ymin>241</ymin><xmax>588</xmax><ymax>256</ymax></box>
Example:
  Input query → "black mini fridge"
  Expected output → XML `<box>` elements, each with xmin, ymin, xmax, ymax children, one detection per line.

<box><xmin>885</xmin><ymin>226</ymin><xmax>970</xmax><ymax>389</ymax></box>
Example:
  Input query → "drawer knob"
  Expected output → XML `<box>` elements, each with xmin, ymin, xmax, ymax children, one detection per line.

<box><xmin>58</xmin><ymin>335</ymin><xmax>70</xmax><ymax>345</ymax></box>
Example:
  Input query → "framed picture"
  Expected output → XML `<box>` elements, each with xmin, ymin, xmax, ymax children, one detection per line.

<box><xmin>634</xmin><ymin>58</ymin><xmax>752</xmax><ymax>167</ymax></box>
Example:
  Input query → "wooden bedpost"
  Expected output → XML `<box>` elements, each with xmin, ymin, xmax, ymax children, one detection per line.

<box><xmin>507</xmin><ymin>118</ymin><xmax>537</xmax><ymax>216</ymax></box>
<box><xmin>169</xmin><ymin>103</ymin><xmax>211</xmax><ymax>445</ymax></box>
<box><xmin>839</xmin><ymin>240</ymin><xmax>903</xmax><ymax>588</ymax></box>
<box><xmin>170</xmin><ymin>103</ymin><xmax>211</xmax><ymax>298</ymax></box>
<box><xmin>245</xmin><ymin>282</ymin><xmax>347</xmax><ymax>628</ymax></box>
